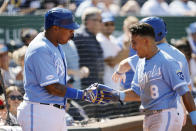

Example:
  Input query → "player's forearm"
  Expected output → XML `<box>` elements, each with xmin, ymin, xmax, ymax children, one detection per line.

<box><xmin>45</xmin><ymin>83</ymin><xmax>67</xmax><ymax>97</ymax></box>
<box><xmin>182</xmin><ymin>92</ymin><xmax>196</xmax><ymax>113</ymax></box>
<box><xmin>124</xmin><ymin>89</ymin><xmax>140</xmax><ymax>102</ymax></box>
<box><xmin>112</xmin><ymin>49</ymin><xmax>129</xmax><ymax>65</ymax></box>
<box><xmin>117</xmin><ymin>59</ymin><xmax>131</xmax><ymax>74</ymax></box>
<box><xmin>45</xmin><ymin>83</ymin><xmax>84</xmax><ymax>100</ymax></box>
<box><xmin>182</xmin><ymin>92</ymin><xmax>196</xmax><ymax>127</ymax></box>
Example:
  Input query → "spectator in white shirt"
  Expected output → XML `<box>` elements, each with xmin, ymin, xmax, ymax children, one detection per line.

<box><xmin>75</xmin><ymin>0</ymin><xmax>100</xmax><ymax>17</ymax></box>
<box><xmin>96</xmin><ymin>12</ymin><xmax>121</xmax><ymax>90</ymax></box>
<box><xmin>141</xmin><ymin>0</ymin><xmax>170</xmax><ymax>16</ymax></box>
<box><xmin>169</xmin><ymin>0</ymin><xmax>196</xmax><ymax>16</ymax></box>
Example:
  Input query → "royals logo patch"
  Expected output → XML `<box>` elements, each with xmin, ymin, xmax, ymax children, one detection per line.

<box><xmin>176</xmin><ymin>71</ymin><xmax>184</xmax><ymax>80</ymax></box>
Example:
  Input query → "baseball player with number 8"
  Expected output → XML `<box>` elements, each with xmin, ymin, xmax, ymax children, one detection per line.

<box><xmin>110</xmin><ymin>17</ymin><xmax>196</xmax><ymax>131</ymax></box>
<box><xmin>94</xmin><ymin>22</ymin><xmax>196</xmax><ymax>131</ymax></box>
<box><xmin>16</xmin><ymin>8</ymin><xmax>109</xmax><ymax>131</ymax></box>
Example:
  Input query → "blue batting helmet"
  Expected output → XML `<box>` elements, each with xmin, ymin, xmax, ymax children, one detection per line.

<box><xmin>45</xmin><ymin>7</ymin><xmax>80</xmax><ymax>30</ymax></box>
<box><xmin>140</xmin><ymin>17</ymin><xmax>167</xmax><ymax>42</ymax></box>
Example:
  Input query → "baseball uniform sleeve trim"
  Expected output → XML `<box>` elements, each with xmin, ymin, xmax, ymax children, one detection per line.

<box><xmin>132</xmin><ymin>82</ymin><xmax>140</xmax><ymax>87</ymax></box>
<box><xmin>131</xmin><ymin>82</ymin><xmax>140</xmax><ymax>96</ymax></box>
<box><xmin>128</xmin><ymin>60</ymin><xmax>136</xmax><ymax>72</ymax></box>
<box><xmin>175</xmin><ymin>85</ymin><xmax>189</xmax><ymax>96</ymax></box>
<box><xmin>173</xmin><ymin>82</ymin><xmax>187</xmax><ymax>90</ymax></box>
<box><xmin>187</xmin><ymin>80</ymin><xmax>192</xmax><ymax>85</ymax></box>
<box><xmin>40</xmin><ymin>79</ymin><xmax>59</xmax><ymax>87</ymax></box>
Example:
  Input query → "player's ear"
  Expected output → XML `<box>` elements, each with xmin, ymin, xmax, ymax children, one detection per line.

<box><xmin>143</xmin><ymin>37</ymin><xmax>149</xmax><ymax>45</ymax></box>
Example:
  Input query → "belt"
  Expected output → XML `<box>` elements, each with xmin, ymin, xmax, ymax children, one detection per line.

<box><xmin>40</xmin><ymin>103</ymin><xmax>65</xmax><ymax>109</ymax></box>
<box><xmin>141</xmin><ymin>109</ymin><xmax>163</xmax><ymax>117</ymax></box>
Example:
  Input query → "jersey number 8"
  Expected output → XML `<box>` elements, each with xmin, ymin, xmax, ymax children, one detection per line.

<box><xmin>150</xmin><ymin>85</ymin><xmax>159</xmax><ymax>99</ymax></box>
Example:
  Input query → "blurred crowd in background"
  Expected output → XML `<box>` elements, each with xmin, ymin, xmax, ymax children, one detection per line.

<box><xmin>0</xmin><ymin>0</ymin><xmax>196</xmax><ymax>129</ymax></box>
<box><xmin>0</xmin><ymin>0</ymin><xmax>196</xmax><ymax>16</ymax></box>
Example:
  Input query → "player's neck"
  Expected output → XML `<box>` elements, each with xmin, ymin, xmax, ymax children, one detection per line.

<box><xmin>146</xmin><ymin>47</ymin><xmax>159</xmax><ymax>60</ymax></box>
<box><xmin>156</xmin><ymin>38</ymin><xmax>167</xmax><ymax>45</ymax></box>
<box><xmin>45</xmin><ymin>31</ymin><xmax>58</xmax><ymax>47</ymax></box>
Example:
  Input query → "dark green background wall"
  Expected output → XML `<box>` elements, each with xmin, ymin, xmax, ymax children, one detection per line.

<box><xmin>0</xmin><ymin>15</ymin><xmax>196</xmax><ymax>45</ymax></box>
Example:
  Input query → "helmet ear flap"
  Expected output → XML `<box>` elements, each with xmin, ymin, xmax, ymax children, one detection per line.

<box><xmin>158</xmin><ymin>32</ymin><xmax>162</xmax><ymax>37</ymax></box>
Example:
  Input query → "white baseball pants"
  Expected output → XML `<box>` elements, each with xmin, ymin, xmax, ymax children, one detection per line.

<box><xmin>17</xmin><ymin>101</ymin><xmax>67</xmax><ymax>131</ymax></box>
<box><xmin>143</xmin><ymin>108</ymin><xmax>183</xmax><ymax>131</ymax></box>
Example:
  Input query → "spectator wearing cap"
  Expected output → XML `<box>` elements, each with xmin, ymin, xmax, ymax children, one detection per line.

<box><xmin>97</xmin><ymin>12</ymin><xmax>131</xmax><ymax>90</ymax></box>
<box><xmin>73</xmin><ymin>7</ymin><xmax>104</xmax><ymax>89</ymax></box>
<box><xmin>96</xmin><ymin>12</ymin><xmax>121</xmax><ymax>90</ymax></box>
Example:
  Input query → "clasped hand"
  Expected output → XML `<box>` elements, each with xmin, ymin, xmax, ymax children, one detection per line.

<box><xmin>83</xmin><ymin>83</ymin><xmax>122</xmax><ymax>104</ymax></box>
